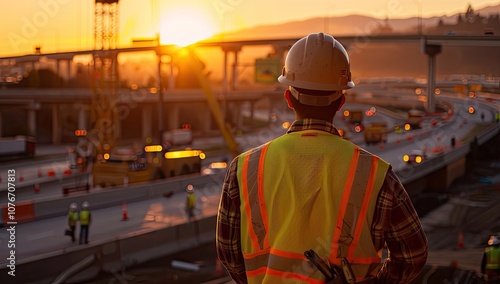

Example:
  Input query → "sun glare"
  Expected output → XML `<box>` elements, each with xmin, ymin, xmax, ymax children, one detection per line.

<box><xmin>159</xmin><ymin>5</ymin><xmax>217</xmax><ymax>47</ymax></box>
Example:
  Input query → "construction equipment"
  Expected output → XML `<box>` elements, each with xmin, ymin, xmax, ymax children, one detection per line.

<box><xmin>363</xmin><ymin>123</ymin><xmax>388</xmax><ymax>145</ymax></box>
<box><xmin>163</xmin><ymin>129</ymin><xmax>193</xmax><ymax>148</ymax></box>
<box><xmin>88</xmin><ymin>45</ymin><xmax>239</xmax><ymax>188</ymax></box>
<box><xmin>346</xmin><ymin>110</ymin><xmax>363</xmax><ymax>124</ymax></box>
<box><xmin>92</xmin><ymin>146</ymin><xmax>153</xmax><ymax>187</ymax></box>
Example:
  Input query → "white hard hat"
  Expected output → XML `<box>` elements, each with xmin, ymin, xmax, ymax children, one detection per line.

<box><xmin>70</xmin><ymin>202</ymin><xmax>77</xmax><ymax>210</ymax></box>
<box><xmin>186</xmin><ymin>184</ymin><xmax>194</xmax><ymax>193</ymax></box>
<box><xmin>488</xmin><ymin>235</ymin><xmax>500</xmax><ymax>246</ymax></box>
<box><xmin>278</xmin><ymin>33</ymin><xmax>354</xmax><ymax>95</ymax></box>
<box><xmin>82</xmin><ymin>201</ymin><xmax>89</xmax><ymax>209</ymax></box>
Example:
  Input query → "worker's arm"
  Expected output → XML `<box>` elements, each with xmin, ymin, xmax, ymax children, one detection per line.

<box><xmin>216</xmin><ymin>157</ymin><xmax>247</xmax><ymax>284</ymax></box>
<box><xmin>373</xmin><ymin>169</ymin><xmax>428</xmax><ymax>283</ymax></box>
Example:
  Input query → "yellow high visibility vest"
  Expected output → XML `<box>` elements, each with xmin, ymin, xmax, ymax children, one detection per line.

<box><xmin>68</xmin><ymin>211</ymin><xmax>78</xmax><ymax>226</ymax></box>
<box><xmin>187</xmin><ymin>193</ymin><xmax>196</xmax><ymax>208</ymax></box>
<box><xmin>79</xmin><ymin>210</ymin><xmax>91</xmax><ymax>225</ymax></box>
<box><xmin>237</xmin><ymin>130</ymin><xmax>389</xmax><ymax>283</ymax></box>
<box><xmin>485</xmin><ymin>246</ymin><xmax>500</xmax><ymax>270</ymax></box>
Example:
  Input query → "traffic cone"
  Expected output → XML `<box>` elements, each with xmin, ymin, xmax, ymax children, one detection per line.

<box><xmin>215</xmin><ymin>258</ymin><xmax>223</xmax><ymax>275</ymax></box>
<box><xmin>457</xmin><ymin>230</ymin><xmax>464</xmax><ymax>249</ymax></box>
<box><xmin>34</xmin><ymin>183</ymin><xmax>40</xmax><ymax>193</ymax></box>
<box><xmin>121</xmin><ymin>201</ymin><xmax>129</xmax><ymax>221</ymax></box>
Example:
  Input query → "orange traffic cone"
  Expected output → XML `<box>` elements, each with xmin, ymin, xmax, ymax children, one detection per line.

<box><xmin>34</xmin><ymin>183</ymin><xmax>40</xmax><ymax>193</ymax></box>
<box><xmin>457</xmin><ymin>230</ymin><xmax>464</xmax><ymax>249</ymax></box>
<box><xmin>122</xmin><ymin>201</ymin><xmax>129</xmax><ymax>221</ymax></box>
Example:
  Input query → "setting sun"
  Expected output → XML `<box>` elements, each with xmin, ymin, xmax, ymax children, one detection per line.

<box><xmin>159</xmin><ymin>4</ymin><xmax>218</xmax><ymax>47</ymax></box>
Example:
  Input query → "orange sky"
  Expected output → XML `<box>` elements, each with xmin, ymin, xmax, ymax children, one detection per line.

<box><xmin>0</xmin><ymin>0</ymin><xmax>498</xmax><ymax>57</ymax></box>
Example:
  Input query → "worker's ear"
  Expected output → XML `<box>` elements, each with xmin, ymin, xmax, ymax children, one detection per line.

<box><xmin>284</xmin><ymin>89</ymin><xmax>294</xmax><ymax>109</ymax></box>
<box><xmin>337</xmin><ymin>93</ymin><xmax>346</xmax><ymax>111</ymax></box>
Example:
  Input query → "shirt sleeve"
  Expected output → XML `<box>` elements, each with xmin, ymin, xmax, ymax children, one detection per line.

<box><xmin>374</xmin><ymin>168</ymin><xmax>429</xmax><ymax>283</ymax></box>
<box><xmin>216</xmin><ymin>157</ymin><xmax>248</xmax><ymax>283</ymax></box>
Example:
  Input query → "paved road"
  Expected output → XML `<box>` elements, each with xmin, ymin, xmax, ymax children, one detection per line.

<box><xmin>0</xmin><ymin>182</ymin><xmax>222</xmax><ymax>264</ymax></box>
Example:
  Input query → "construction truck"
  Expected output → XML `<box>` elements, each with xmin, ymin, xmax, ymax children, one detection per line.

<box><xmin>161</xmin><ymin>148</ymin><xmax>205</xmax><ymax>178</ymax></box>
<box><xmin>345</xmin><ymin>110</ymin><xmax>363</xmax><ymax>124</ymax></box>
<box><xmin>364</xmin><ymin>123</ymin><xmax>388</xmax><ymax>145</ymax></box>
<box><xmin>92</xmin><ymin>146</ymin><xmax>153</xmax><ymax>187</ymax></box>
<box><xmin>163</xmin><ymin>129</ymin><xmax>193</xmax><ymax>148</ymax></box>
<box><xmin>92</xmin><ymin>145</ymin><xmax>206</xmax><ymax>187</ymax></box>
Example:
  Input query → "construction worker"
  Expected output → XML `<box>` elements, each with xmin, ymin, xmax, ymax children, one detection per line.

<box><xmin>216</xmin><ymin>33</ymin><xmax>428</xmax><ymax>284</ymax></box>
<box><xmin>482</xmin><ymin>234</ymin><xmax>500</xmax><ymax>283</ymax></box>
<box><xmin>67</xmin><ymin>203</ymin><xmax>78</xmax><ymax>243</ymax></box>
<box><xmin>186</xmin><ymin>184</ymin><xmax>196</xmax><ymax>221</ymax></box>
<box><xmin>79</xmin><ymin>201</ymin><xmax>92</xmax><ymax>244</ymax></box>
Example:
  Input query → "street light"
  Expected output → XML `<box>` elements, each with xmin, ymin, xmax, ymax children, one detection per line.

<box><xmin>412</xmin><ymin>0</ymin><xmax>423</xmax><ymax>35</ymax></box>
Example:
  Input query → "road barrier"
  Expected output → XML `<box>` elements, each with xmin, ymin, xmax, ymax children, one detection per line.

<box><xmin>1</xmin><ymin>200</ymin><xmax>35</xmax><ymax>224</ymax></box>
<box><xmin>0</xmin><ymin>215</ymin><xmax>217</xmax><ymax>284</ymax></box>
<box><xmin>0</xmin><ymin>173</ymin><xmax>223</xmax><ymax>226</ymax></box>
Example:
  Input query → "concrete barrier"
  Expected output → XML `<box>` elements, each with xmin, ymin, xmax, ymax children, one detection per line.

<box><xmin>0</xmin><ymin>215</ymin><xmax>217</xmax><ymax>284</ymax></box>
<box><xmin>0</xmin><ymin>173</ymin><xmax>224</xmax><ymax>226</ymax></box>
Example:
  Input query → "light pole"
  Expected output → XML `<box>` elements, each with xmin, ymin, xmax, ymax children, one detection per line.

<box><xmin>412</xmin><ymin>0</ymin><xmax>423</xmax><ymax>35</ymax></box>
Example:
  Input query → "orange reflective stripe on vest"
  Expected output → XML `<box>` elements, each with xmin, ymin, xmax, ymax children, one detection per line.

<box><xmin>238</xmin><ymin>131</ymin><xmax>389</xmax><ymax>283</ymax></box>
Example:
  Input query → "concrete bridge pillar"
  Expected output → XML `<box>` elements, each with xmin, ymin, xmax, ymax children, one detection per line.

<box><xmin>26</xmin><ymin>103</ymin><xmax>40</xmax><ymax>139</ymax></box>
<box><xmin>202</xmin><ymin>105</ymin><xmax>212</xmax><ymax>133</ymax></box>
<box><xmin>142</xmin><ymin>104</ymin><xmax>153</xmax><ymax>140</ymax></box>
<box><xmin>52</xmin><ymin>104</ymin><xmax>61</xmax><ymax>144</ymax></box>
<box><xmin>77</xmin><ymin>105</ymin><xmax>87</xmax><ymax>130</ymax></box>
<box><xmin>76</xmin><ymin>105</ymin><xmax>88</xmax><ymax>144</ymax></box>
<box><xmin>423</xmin><ymin>43</ymin><xmax>442</xmax><ymax>113</ymax></box>
<box><xmin>166</xmin><ymin>105</ymin><xmax>180</xmax><ymax>130</ymax></box>
<box><xmin>233</xmin><ymin>102</ymin><xmax>243</xmax><ymax>130</ymax></box>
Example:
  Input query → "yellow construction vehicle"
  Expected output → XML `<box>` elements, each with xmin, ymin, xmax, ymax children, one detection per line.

<box><xmin>364</xmin><ymin>123</ymin><xmax>388</xmax><ymax>145</ymax></box>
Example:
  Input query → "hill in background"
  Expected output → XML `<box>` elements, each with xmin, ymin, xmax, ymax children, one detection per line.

<box><xmin>209</xmin><ymin>4</ymin><xmax>500</xmax><ymax>79</ymax></box>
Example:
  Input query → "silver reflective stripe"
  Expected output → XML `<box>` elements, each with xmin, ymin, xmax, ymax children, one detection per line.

<box><xmin>245</xmin><ymin>144</ymin><xmax>268</xmax><ymax>250</ymax></box>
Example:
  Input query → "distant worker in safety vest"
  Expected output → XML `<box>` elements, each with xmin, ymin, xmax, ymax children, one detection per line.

<box><xmin>67</xmin><ymin>202</ymin><xmax>78</xmax><ymax>243</ymax></box>
<box><xmin>186</xmin><ymin>184</ymin><xmax>196</xmax><ymax>221</ymax></box>
<box><xmin>482</xmin><ymin>234</ymin><xmax>500</xmax><ymax>283</ymax></box>
<box><xmin>79</xmin><ymin>201</ymin><xmax>92</xmax><ymax>244</ymax></box>
<box><xmin>216</xmin><ymin>33</ymin><xmax>428</xmax><ymax>284</ymax></box>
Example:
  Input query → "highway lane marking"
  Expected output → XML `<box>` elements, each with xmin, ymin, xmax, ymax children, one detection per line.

<box><xmin>27</xmin><ymin>230</ymin><xmax>55</xmax><ymax>241</ymax></box>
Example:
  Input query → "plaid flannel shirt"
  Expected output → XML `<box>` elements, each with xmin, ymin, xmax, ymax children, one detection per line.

<box><xmin>216</xmin><ymin>119</ymin><xmax>428</xmax><ymax>283</ymax></box>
